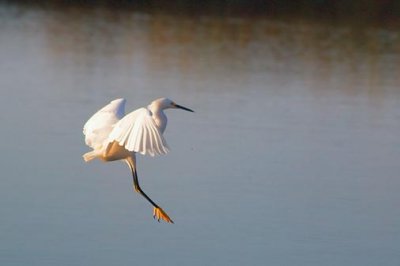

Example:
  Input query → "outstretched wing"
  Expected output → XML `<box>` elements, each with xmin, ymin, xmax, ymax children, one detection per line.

<box><xmin>83</xmin><ymin>98</ymin><xmax>126</xmax><ymax>149</ymax></box>
<box><xmin>107</xmin><ymin>108</ymin><xmax>169</xmax><ymax>156</ymax></box>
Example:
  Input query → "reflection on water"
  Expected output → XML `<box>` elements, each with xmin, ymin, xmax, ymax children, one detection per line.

<box><xmin>0</xmin><ymin>3</ymin><xmax>400</xmax><ymax>266</ymax></box>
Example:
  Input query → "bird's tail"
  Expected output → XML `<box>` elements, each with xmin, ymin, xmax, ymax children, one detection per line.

<box><xmin>83</xmin><ymin>150</ymin><xmax>101</xmax><ymax>162</ymax></box>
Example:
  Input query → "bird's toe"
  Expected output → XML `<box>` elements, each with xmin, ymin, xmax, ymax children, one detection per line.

<box><xmin>153</xmin><ymin>207</ymin><xmax>174</xmax><ymax>224</ymax></box>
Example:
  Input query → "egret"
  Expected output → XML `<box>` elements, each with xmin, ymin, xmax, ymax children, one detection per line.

<box><xmin>82</xmin><ymin>98</ymin><xmax>194</xmax><ymax>223</ymax></box>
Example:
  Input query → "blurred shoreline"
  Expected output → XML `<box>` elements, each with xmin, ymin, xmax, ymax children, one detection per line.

<box><xmin>1</xmin><ymin>0</ymin><xmax>400</xmax><ymax>26</ymax></box>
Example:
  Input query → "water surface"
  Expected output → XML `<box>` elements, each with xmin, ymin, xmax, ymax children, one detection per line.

<box><xmin>0</xmin><ymin>3</ymin><xmax>400</xmax><ymax>266</ymax></box>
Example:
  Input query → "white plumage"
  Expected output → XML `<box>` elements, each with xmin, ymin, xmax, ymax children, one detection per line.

<box><xmin>82</xmin><ymin>97</ymin><xmax>194</xmax><ymax>223</ymax></box>
<box><xmin>108</xmin><ymin>107</ymin><xmax>169</xmax><ymax>156</ymax></box>
<box><xmin>83</xmin><ymin>98</ymin><xmax>126</xmax><ymax>150</ymax></box>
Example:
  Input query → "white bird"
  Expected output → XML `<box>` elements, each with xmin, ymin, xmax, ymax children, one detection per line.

<box><xmin>82</xmin><ymin>98</ymin><xmax>194</xmax><ymax>223</ymax></box>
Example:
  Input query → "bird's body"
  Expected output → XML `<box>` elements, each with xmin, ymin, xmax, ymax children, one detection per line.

<box><xmin>83</xmin><ymin>98</ymin><xmax>193</xmax><ymax>223</ymax></box>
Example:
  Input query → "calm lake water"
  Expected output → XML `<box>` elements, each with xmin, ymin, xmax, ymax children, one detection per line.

<box><xmin>1</xmin><ymin>3</ymin><xmax>400</xmax><ymax>266</ymax></box>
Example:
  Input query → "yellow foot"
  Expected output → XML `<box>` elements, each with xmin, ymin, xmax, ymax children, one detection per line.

<box><xmin>153</xmin><ymin>207</ymin><xmax>174</xmax><ymax>224</ymax></box>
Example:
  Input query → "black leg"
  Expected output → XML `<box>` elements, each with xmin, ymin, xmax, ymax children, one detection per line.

<box><xmin>125</xmin><ymin>157</ymin><xmax>173</xmax><ymax>223</ymax></box>
<box><xmin>131</xmin><ymin>167</ymin><xmax>159</xmax><ymax>209</ymax></box>
<box><xmin>125</xmin><ymin>158</ymin><xmax>159</xmax><ymax>209</ymax></box>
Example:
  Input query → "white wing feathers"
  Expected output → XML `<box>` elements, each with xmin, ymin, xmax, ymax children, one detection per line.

<box><xmin>83</xmin><ymin>98</ymin><xmax>126</xmax><ymax>149</ymax></box>
<box><xmin>107</xmin><ymin>108</ymin><xmax>169</xmax><ymax>156</ymax></box>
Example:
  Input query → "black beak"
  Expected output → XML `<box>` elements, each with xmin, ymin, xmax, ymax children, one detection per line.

<box><xmin>174</xmin><ymin>104</ymin><xmax>194</xmax><ymax>112</ymax></box>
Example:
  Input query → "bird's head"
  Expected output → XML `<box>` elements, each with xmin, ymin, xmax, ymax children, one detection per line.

<box><xmin>151</xmin><ymin>98</ymin><xmax>194</xmax><ymax>112</ymax></box>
